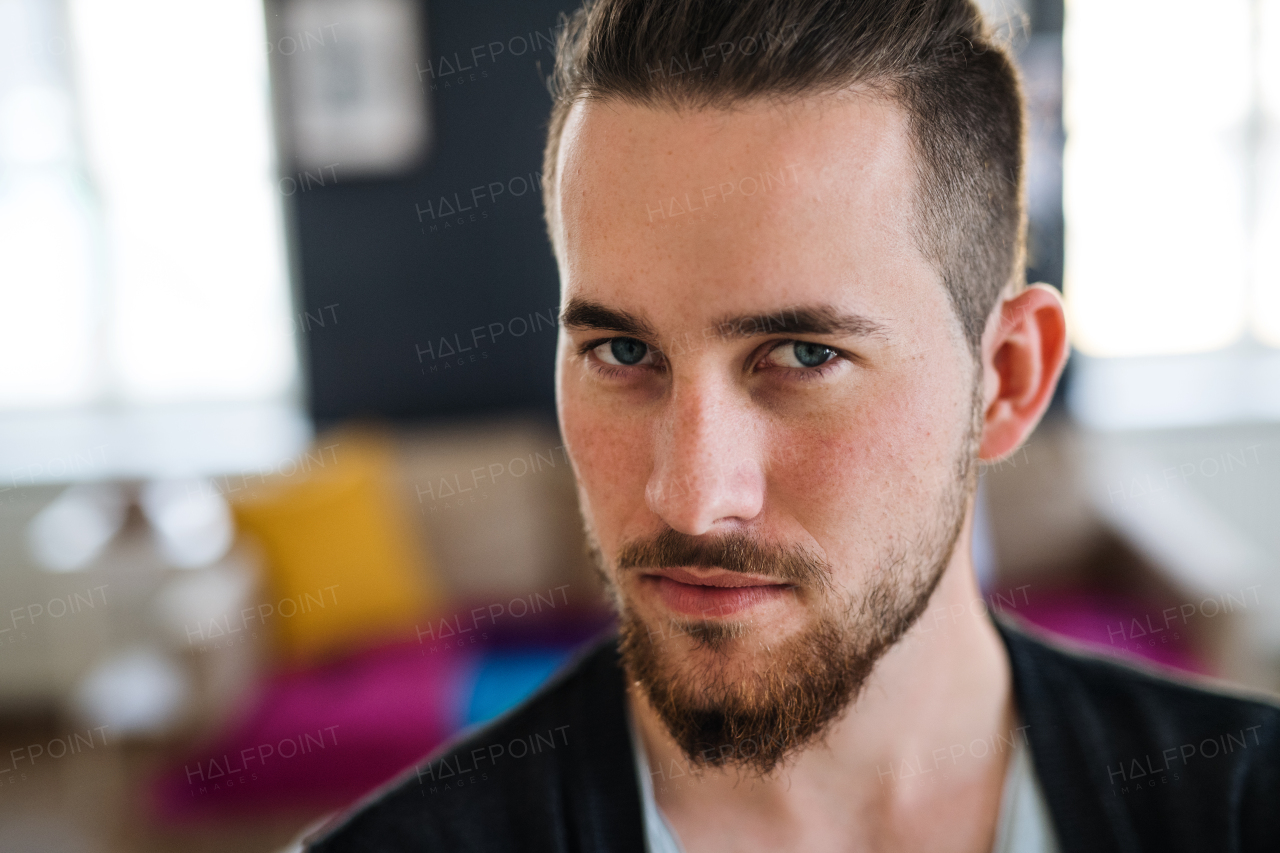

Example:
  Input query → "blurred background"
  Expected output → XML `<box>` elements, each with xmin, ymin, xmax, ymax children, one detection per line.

<box><xmin>0</xmin><ymin>0</ymin><xmax>1277</xmax><ymax>849</ymax></box>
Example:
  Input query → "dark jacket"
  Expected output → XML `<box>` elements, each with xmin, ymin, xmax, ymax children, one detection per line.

<box><xmin>305</xmin><ymin>617</ymin><xmax>1280</xmax><ymax>852</ymax></box>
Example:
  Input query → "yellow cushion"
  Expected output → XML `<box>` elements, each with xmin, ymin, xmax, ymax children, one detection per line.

<box><xmin>230</xmin><ymin>429</ymin><xmax>437</xmax><ymax>663</ymax></box>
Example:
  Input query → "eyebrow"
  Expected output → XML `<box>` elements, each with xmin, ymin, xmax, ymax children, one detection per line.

<box><xmin>561</xmin><ymin>297</ymin><xmax>888</xmax><ymax>341</ymax></box>
<box><xmin>708</xmin><ymin>305</ymin><xmax>889</xmax><ymax>340</ymax></box>
<box><xmin>560</xmin><ymin>298</ymin><xmax>657</xmax><ymax>338</ymax></box>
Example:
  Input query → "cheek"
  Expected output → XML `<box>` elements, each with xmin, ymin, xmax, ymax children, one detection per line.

<box><xmin>559</xmin><ymin>381</ymin><xmax>653</xmax><ymax>537</ymax></box>
<box><xmin>769</xmin><ymin>369</ymin><xmax>965</xmax><ymax>547</ymax></box>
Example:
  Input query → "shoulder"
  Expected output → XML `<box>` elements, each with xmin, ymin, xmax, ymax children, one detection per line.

<box><xmin>996</xmin><ymin>615</ymin><xmax>1280</xmax><ymax>850</ymax></box>
<box><xmin>998</xmin><ymin>614</ymin><xmax>1280</xmax><ymax>736</ymax></box>
<box><xmin>303</xmin><ymin>631</ymin><xmax>639</xmax><ymax>852</ymax></box>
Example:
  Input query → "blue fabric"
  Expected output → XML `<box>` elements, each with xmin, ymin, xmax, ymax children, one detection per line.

<box><xmin>462</xmin><ymin>648</ymin><xmax>574</xmax><ymax>726</ymax></box>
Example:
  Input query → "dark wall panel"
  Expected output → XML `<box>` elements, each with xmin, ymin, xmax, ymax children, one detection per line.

<box><xmin>293</xmin><ymin>0</ymin><xmax>578</xmax><ymax>424</ymax></box>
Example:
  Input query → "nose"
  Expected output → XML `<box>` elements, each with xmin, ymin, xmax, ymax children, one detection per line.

<box><xmin>644</xmin><ymin>379</ymin><xmax>766</xmax><ymax>535</ymax></box>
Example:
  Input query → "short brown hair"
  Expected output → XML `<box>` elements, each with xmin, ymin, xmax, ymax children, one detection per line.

<box><xmin>542</xmin><ymin>0</ymin><xmax>1027</xmax><ymax>357</ymax></box>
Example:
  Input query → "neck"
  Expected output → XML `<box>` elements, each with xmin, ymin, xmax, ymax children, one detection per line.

<box><xmin>627</xmin><ymin>528</ymin><xmax>1016</xmax><ymax>850</ymax></box>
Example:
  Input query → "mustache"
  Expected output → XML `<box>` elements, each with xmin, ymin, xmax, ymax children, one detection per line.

<box><xmin>615</xmin><ymin>528</ymin><xmax>833</xmax><ymax>591</ymax></box>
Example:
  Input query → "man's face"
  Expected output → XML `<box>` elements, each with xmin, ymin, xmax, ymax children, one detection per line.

<box><xmin>553</xmin><ymin>93</ymin><xmax>983</xmax><ymax>774</ymax></box>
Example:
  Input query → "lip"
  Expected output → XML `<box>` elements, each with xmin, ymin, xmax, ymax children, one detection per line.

<box><xmin>639</xmin><ymin>567</ymin><xmax>796</xmax><ymax>618</ymax></box>
<box><xmin>643</xmin><ymin>566</ymin><xmax>791</xmax><ymax>588</ymax></box>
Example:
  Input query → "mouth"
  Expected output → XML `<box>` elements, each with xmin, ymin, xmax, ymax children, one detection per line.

<box><xmin>638</xmin><ymin>567</ymin><xmax>797</xmax><ymax>618</ymax></box>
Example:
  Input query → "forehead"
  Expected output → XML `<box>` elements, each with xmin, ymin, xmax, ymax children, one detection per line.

<box><xmin>553</xmin><ymin>92</ymin><xmax>947</xmax><ymax>332</ymax></box>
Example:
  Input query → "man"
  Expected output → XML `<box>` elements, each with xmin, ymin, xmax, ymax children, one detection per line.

<box><xmin>306</xmin><ymin>1</ymin><xmax>1280</xmax><ymax>850</ymax></box>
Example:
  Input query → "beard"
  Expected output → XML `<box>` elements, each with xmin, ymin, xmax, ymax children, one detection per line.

<box><xmin>589</xmin><ymin>381</ymin><xmax>984</xmax><ymax>778</ymax></box>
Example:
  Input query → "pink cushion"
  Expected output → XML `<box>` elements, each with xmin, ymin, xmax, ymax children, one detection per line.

<box><xmin>150</xmin><ymin>640</ymin><xmax>474</xmax><ymax>821</ymax></box>
<box><xmin>1006</xmin><ymin>590</ymin><xmax>1211</xmax><ymax>675</ymax></box>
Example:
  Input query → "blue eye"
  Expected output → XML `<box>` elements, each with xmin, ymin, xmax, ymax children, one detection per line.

<box><xmin>759</xmin><ymin>341</ymin><xmax>839</xmax><ymax>373</ymax></box>
<box><xmin>606</xmin><ymin>338</ymin><xmax>648</xmax><ymax>365</ymax></box>
<box><xmin>791</xmin><ymin>342</ymin><xmax>834</xmax><ymax>368</ymax></box>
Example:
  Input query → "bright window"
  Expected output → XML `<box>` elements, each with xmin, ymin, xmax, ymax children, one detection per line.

<box><xmin>0</xmin><ymin>0</ymin><xmax>304</xmax><ymax>480</ymax></box>
<box><xmin>0</xmin><ymin>0</ymin><xmax>297</xmax><ymax>411</ymax></box>
<box><xmin>1065</xmin><ymin>0</ymin><xmax>1280</xmax><ymax>427</ymax></box>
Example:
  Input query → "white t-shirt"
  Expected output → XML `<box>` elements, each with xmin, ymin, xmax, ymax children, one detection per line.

<box><xmin>628</xmin><ymin>711</ymin><xmax>1061</xmax><ymax>853</ymax></box>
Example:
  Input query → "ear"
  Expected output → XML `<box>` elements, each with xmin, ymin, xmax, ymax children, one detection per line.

<box><xmin>978</xmin><ymin>283</ymin><xmax>1069</xmax><ymax>462</ymax></box>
